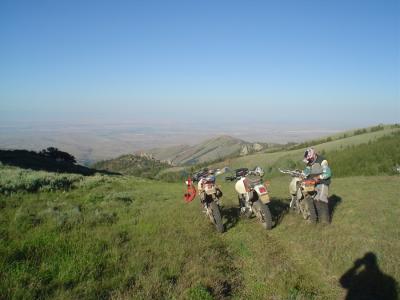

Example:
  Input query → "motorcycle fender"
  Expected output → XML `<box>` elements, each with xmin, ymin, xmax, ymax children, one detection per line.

<box><xmin>205</xmin><ymin>187</ymin><xmax>216</xmax><ymax>195</ymax></box>
<box><xmin>199</xmin><ymin>192</ymin><xmax>206</xmax><ymax>202</ymax></box>
<box><xmin>260</xmin><ymin>193</ymin><xmax>270</xmax><ymax>204</ymax></box>
<box><xmin>289</xmin><ymin>177</ymin><xmax>301</xmax><ymax>195</ymax></box>
<box><xmin>297</xmin><ymin>188</ymin><xmax>303</xmax><ymax>200</ymax></box>
<box><xmin>235</xmin><ymin>179</ymin><xmax>248</xmax><ymax>194</ymax></box>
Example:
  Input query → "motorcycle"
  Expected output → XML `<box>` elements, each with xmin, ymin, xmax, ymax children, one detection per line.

<box><xmin>279</xmin><ymin>169</ymin><xmax>318</xmax><ymax>223</ymax></box>
<box><xmin>226</xmin><ymin>167</ymin><xmax>273</xmax><ymax>230</ymax></box>
<box><xmin>189</xmin><ymin>169</ymin><xmax>224</xmax><ymax>233</ymax></box>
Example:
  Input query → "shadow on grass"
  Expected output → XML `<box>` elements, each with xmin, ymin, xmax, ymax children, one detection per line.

<box><xmin>328</xmin><ymin>194</ymin><xmax>342</xmax><ymax>222</ymax></box>
<box><xmin>0</xmin><ymin>149</ymin><xmax>120</xmax><ymax>176</ymax></box>
<box><xmin>223</xmin><ymin>206</ymin><xmax>240</xmax><ymax>231</ymax></box>
<box><xmin>268</xmin><ymin>197</ymin><xmax>290</xmax><ymax>227</ymax></box>
<box><xmin>340</xmin><ymin>252</ymin><xmax>398</xmax><ymax>300</ymax></box>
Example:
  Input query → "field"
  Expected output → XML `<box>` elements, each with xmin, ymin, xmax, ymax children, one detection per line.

<box><xmin>1</xmin><ymin>171</ymin><xmax>399</xmax><ymax>299</ymax></box>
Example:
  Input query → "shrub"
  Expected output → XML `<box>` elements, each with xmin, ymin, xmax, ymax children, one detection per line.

<box><xmin>0</xmin><ymin>168</ymin><xmax>83</xmax><ymax>194</ymax></box>
<box><xmin>187</xmin><ymin>284</ymin><xmax>214</xmax><ymax>300</ymax></box>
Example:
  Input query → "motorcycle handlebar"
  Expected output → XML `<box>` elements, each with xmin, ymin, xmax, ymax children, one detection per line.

<box><xmin>225</xmin><ymin>176</ymin><xmax>237</xmax><ymax>181</ymax></box>
<box><xmin>279</xmin><ymin>168</ymin><xmax>303</xmax><ymax>177</ymax></box>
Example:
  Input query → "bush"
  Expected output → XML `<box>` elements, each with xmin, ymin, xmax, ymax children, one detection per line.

<box><xmin>0</xmin><ymin>168</ymin><xmax>83</xmax><ymax>195</ymax></box>
<box><xmin>187</xmin><ymin>284</ymin><xmax>214</xmax><ymax>300</ymax></box>
<box><xmin>327</xmin><ymin>131</ymin><xmax>400</xmax><ymax>177</ymax></box>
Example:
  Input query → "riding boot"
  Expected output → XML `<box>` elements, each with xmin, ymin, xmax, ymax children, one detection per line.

<box><xmin>316</xmin><ymin>201</ymin><xmax>330</xmax><ymax>224</ymax></box>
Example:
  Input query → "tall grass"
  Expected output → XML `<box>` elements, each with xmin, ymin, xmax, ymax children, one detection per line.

<box><xmin>0</xmin><ymin>165</ymin><xmax>120</xmax><ymax>195</ymax></box>
<box><xmin>1</xmin><ymin>171</ymin><xmax>398</xmax><ymax>299</ymax></box>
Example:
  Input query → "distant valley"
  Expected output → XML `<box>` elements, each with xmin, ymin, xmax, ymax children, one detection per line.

<box><xmin>0</xmin><ymin>121</ymin><xmax>346</xmax><ymax>165</ymax></box>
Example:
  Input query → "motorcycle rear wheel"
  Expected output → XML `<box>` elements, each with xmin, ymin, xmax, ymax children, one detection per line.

<box><xmin>304</xmin><ymin>196</ymin><xmax>317</xmax><ymax>224</ymax></box>
<box><xmin>253</xmin><ymin>200</ymin><xmax>273</xmax><ymax>230</ymax></box>
<box><xmin>209</xmin><ymin>201</ymin><xmax>224</xmax><ymax>233</ymax></box>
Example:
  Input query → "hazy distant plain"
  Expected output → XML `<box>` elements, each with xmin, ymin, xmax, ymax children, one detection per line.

<box><xmin>0</xmin><ymin>121</ymin><xmax>343</xmax><ymax>164</ymax></box>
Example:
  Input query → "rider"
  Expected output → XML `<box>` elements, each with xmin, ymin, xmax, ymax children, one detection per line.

<box><xmin>303</xmin><ymin>148</ymin><xmax>332</xmax><ymax>224</ymax></box>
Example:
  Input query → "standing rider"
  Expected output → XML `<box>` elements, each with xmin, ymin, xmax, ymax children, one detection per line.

<box><xmin>303</xmin><ymin>148</ymin><xmax>332</xmax><ymax>224</ymax></box>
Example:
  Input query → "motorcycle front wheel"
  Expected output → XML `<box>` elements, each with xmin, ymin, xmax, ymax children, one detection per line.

<box><xmin>253</xmin><ymin>200</ymin><xmax>273</xmax><ymax>230</ymax></box>
<box><xmin>209</xmin><ymin>201</ymin><xmax>224</xmax><ymax>233</ymax></box>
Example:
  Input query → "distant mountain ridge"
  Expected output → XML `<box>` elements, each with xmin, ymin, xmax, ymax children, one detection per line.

<box><xmin>137</xmin><ymin>135</ymin><xmax>277</xmax><ymax>166</ymax></box>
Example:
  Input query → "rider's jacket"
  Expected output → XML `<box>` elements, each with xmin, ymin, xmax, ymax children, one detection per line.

<box><xmin>303</xmin><ymin>155</ymin><xmax>332</xmax><ymax>185</ymax></box>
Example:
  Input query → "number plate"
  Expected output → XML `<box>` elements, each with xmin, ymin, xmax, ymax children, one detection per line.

<box><xmin>260</xmin><ymin>194</ymin><xmax>270</xmax><ymax>204</ymax></box>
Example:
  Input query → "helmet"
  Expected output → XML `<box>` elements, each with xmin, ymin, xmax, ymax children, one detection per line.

<box><xmin>254</xmin><ymin>166</ymin><xmax>265</xmax><ymax>177</ymax></box>
<box><xmin>303</xmin><ymin>148</ymin><xmax>317</xmax><ymax>165</ymax></box>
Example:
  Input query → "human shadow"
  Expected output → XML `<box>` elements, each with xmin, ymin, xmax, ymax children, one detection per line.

<box><xmin>223</xmin><ymin>206</ymin><xmax>240</xmax><ymax>231</ymax></box>
<box><xmin>0</xmin><ymin>149</ymin><xmax>120</xmax><ymax>176</ymax></box>
<box><xmin>328</xmin><ymin>194</ymin><xmax>342</xmax><ymax>222</ymax></box>
<box><xmin>340</xmin><ymin>252</ymin><xmax>398</xmax><ymax>300</ymax></box>
<box><xmin>268</xmin><ymin>197</ymin><xmax>290</xmax><ymax>227</ymax></box>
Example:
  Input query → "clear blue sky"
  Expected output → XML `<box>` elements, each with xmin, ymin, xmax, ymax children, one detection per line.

<box><xmin>0</xmin><ymin>0</ymin><xmax>399</xmax><ymax>126</ymax></box>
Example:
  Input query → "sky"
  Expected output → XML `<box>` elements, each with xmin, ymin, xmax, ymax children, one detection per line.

<box><xmin>0</xmin><ymin>0</ymin><xmax>399</xmax><ymax>127</ymax></box>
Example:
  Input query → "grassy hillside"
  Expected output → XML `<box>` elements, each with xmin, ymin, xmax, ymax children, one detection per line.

<box><xmin>217</xmin><ymin>126</ymin><xmax>400</xmax><ymax>171</ymax></box>
<box><xmin>0</xmin><ymin>166</ymin><xmax>399</xmax><ymax>299</ymax></box>
<box><xmin>158</xmin><ymin>126</ymin><xmax>400</xmax><ymax>181</ymax></box>
<box><xmin>1</xmin><ymin>125</ymin><xmax>399</xmax><ymax>299</ymax></box>
<box><xmin>92</xmin><ymin>154</ymin><xmax>171</xmax><ymax>179</ymax></box>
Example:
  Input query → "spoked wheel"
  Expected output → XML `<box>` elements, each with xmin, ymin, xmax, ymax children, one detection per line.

<box><xmin>298</xmin><ymin>199</ymin><xmax>309</xmax><ymax>220</ymax></box>
<box><xmin>304</xmin><ymin>196</ymin><xmax>317</xmax><ymax>224</ymax></box>
<box><xmin>253</xmin><ymin>200</ymin><xmax>273</xmax><ymax>230</ymax></box>
<box><xmin>208</xmin><ymin>201</ymin><xmax>224</xmax><ymax>233</ymax></box>
<box><xmin>290</xmin><ymin>196</ymin><xmax>301</xmax><ymax>215</ymax></box>
<box><xmin>239</xmin><ymin>195</ymin><xmax>252</xmax><ymax>218</ymax></box>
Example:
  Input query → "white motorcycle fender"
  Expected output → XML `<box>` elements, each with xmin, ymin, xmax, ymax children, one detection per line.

<box><xmin>235</xmin><ymin>178</ymin><xmax>247</xmax><ymax>194</ymax></box>
<box><xmin>289</xmin><ymin>177</ymin><xmax>301</xmax><ymax>195</ymax></box>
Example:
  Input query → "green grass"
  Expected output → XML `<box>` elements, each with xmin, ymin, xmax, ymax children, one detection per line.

<box><xmin>92</xmin><ymin>154</ymin><xmax>171</xmax><ymax>179</ymax></box>
<box><xmin>218</xmin><ymin>127</ymin><xmax>400</xmax><ymax>171</ymax></box>
<box><xmin>1</xmin><ymin>167</ymin><xmax>399</xmax><ymax>299</ymax></box>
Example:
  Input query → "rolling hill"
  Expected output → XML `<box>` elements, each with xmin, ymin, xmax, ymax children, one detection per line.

<box><xmin>138</xmin><ymin>135</ymin><xmax>277</xmax><ymax>166</ymax></box>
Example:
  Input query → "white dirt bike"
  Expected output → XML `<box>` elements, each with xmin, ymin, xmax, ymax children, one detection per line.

<box><xmin>226</xmin><ymin>167</ymin><xmax>273</xmax><ymax>230</ymax></box>
<box><xmin>279</xmin><ymin>169</ymin><xmax>318</xmax><ymax>223</ymax></box>
<box><xmin>195</xmin><ymin>172</ymin><xmax>224</xmax><ymax>233</ymax></box>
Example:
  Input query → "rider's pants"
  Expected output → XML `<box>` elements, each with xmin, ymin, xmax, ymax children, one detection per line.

<box><xmin>315</xmin><ymin>184</ymin><xmax>329</xmax><ymax>203</ymax></box>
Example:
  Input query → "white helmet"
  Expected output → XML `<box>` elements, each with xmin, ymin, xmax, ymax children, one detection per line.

<box><xmin>303</xmin><ymin>148</ymin><xmax>317</xmax><ymax>165</ymax></box>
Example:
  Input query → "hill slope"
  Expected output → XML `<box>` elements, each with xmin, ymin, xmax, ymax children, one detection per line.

<box><xmin>0</xmin><ymin>167</ymin><xmax>398</xmax><ymax>299</ymax></box>
<box><xmin>139</xmin><ymin>135</ymin><xmax>275</xmax><ymax>166</ymax></box>
<box><xmin>218</xmin><ymin>125</ymin><xmax>399</xmax><ymax>169</ymax></box>
<box><xmin>92</xmin><ymin>154</ymin><xmax>171</xmax><ymax>178</ymax></box>
<box><xmin>158</xmin><ymin>125</ymin><xmax>400</xmax><ymax>179</ymax></box>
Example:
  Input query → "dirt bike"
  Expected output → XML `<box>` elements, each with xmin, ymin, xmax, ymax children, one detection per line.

<box><xmin>226</xmin><ymin>167</ymin><xmax>273</xmax><ymax>230</ymax></box>
<box><xmin>279</xmin><ymin>169</ymin><xmax>318</xmax><ymax>223</ymax></box>
<box><xmin>193</xmin><ymin>171</ymin><xmax>224</xmax><ymax>233</ymax></box>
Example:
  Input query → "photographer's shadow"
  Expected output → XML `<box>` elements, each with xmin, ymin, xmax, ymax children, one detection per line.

<box><xmin>340</xmin><ymin>252</ymin><xmax>398</xmax><ymax>300</ymax></box>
